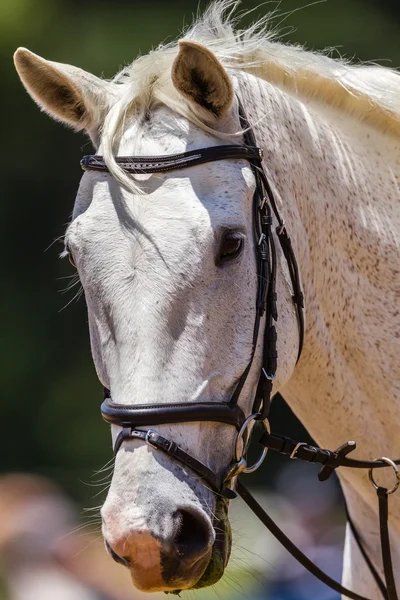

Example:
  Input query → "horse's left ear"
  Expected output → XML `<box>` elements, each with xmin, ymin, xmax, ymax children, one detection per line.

<box><xmin>171</xmin><ymin>40</ymin><xmax>233</xmax><ymax>118</ymax></box>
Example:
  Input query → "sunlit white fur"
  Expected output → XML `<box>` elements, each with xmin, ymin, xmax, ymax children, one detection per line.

<box><xmin>68</xmin><ymin>100</ymin><xmax>300</xmax><ymax>538</ymax></box>
<box><xmin>101</xmin><ymin>1</ymin><xmax>400</xmax><ymax>193</ymax></box>
<box><xmin>14</xmin><ymin>1</ymin><xmax>400</xmax><ymax>595</ymax></box>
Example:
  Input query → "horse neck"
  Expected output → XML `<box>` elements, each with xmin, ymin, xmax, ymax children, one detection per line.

<box><xmin>238</xmin><ymin>71</ymin><xmax>400</xmax><ymax>573</ymax></box>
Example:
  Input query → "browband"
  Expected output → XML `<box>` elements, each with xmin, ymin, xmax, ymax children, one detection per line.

<box><xmin>81</xmin><ymin>145</ymin><xmax>263</xmax><ymax>174</ymax></box>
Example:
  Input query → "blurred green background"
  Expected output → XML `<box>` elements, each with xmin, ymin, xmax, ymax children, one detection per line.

<box><xmin>0</xmin><ymin>0</ymin><xmax>399</xmax><ymax>596</ymax></box>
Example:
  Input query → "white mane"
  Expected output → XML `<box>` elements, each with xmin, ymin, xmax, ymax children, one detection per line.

<box><xmin>101</xmin><ymin>0</ymin><xmax>400</xmax><ymax>188</ymax></box>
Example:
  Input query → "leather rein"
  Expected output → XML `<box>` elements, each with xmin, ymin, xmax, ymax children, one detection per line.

<box><xmin>80</xmin><ymin>102</ymin><xmax>399</xmax><ymax>600</ymax></box>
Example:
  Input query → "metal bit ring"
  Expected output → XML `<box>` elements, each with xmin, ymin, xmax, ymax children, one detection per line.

<box><xmin>235</xmin><ymin>413</ymin><xmax>270</xmax><ymax>474</ymax></box>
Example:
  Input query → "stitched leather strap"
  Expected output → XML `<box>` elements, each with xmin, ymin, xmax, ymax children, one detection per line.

<box><xmin>346</xmin><ymin>504</ymin><xmax>388</xmax><ymax>600</ymax></box>
<box><xmin>260</xmin><ymin>432</ymin><xmax>400</xmax><ymax>477</ymax></box>
<box><xmin>236</xmin><ymin>481</ymin><xmax>378</xmax><ymax>600</ymax></box>
<box><xmin>256</xmin><ymin>432</ymin><xmax>399</xmax><ymax>599</ymax></box>
<box><xmin>113</xmin><ymin>427</ymin><xmax>236</xmax><ymax>499</ymax></box>
<box><xmin>276</xmin><ymin>227</ymin><xmax>305</xmax><ymax>361</ymax></box>
<box><xmin>81</xmin><ymin>145</ymin><xmax>262</xmax><ymax>174</ymax></box>
<box><xmin>377</xmin><ymin>487</ymin><xmax>398</xmax><ymax>600</ymax></box>
<box><xmin>101</xmin><ymin>398</ymin><xmax>245</xmax><ymax>430</ymax></box>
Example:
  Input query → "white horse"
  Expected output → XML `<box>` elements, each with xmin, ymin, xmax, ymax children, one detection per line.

<box><xmin>14</xmin><ymin>1</ymin><xmax>400</xmax><ymax>596</ymax></box>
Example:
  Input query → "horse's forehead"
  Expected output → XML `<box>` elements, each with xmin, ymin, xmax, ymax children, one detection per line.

<box><xmin>74</xmin><ymin>109</ymin><xmax>254</xmax><ymax>235</ymax></box>
<box><xmin>118</xmin><ymin>105</ymin><xmax>219</xmax><ymax>154</ymax></box>
<box><xmin>79</xmin><ymin>165</ymin><xmax>252</xmax><ymax>240</ymax></box>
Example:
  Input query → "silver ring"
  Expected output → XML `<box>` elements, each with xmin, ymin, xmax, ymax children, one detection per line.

<box><xmin>225</xmin><ymin>457</ymin><xmax>248</xmax><ymax>481</ymax></box>
<box><xmin>235</xmin><ymin>413</ymin><xmax>270</xmax><ymax>474</ymax></box>
<box><xmin>368</xmin><ymin>457</ymin><xmax>400</xmax><ymax>495</ymax></box>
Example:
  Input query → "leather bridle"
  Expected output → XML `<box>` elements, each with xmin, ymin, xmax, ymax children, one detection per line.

<box><xmin>82</xmin><ymin>101</ymin><xmax>305</xmax><ymax>500</ymax></box>
<box><xmin>80</xmin><ymin>100</ymin><xmax>398</xmax><ymax>600</ymax></box>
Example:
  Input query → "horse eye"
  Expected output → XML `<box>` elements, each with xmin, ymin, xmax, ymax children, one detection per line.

<box><xmin>66</xmin><ymin>247</ymin><xmax>76</xmax><ymax>268</ymax></box>
<box><xmin>217</xmin><ymin>232</ymin><xmax>244</xmax><ymax>265</ymax></box>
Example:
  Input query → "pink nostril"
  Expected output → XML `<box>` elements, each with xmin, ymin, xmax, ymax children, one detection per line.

<box><xmin>102</xmin><ymin>507</ymin><xmax>213</xmax><ymax>588</ymax></box>
<box><xmin>105</xmin><ymin>539</ymin><xmax>130</xmax><ymax>568</ymax></box>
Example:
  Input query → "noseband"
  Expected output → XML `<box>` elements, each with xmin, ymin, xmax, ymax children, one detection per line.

<box><xmin>81</xmin><ymin>100</ymin><xmax>398</xmax><ymax>600</ymax></box>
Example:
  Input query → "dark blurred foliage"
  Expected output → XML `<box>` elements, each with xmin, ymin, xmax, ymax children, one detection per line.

<box><xmin>1</xmin><ymin>0</ymin><xmax>399</xmax><ymax>505</ymax></box>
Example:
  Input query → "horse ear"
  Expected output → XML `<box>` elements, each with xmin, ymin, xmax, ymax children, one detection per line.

<box><xmin>14</xmin><ymin>48</ymin><xmax>116</xmax><ymax>131</ymax></box>
<box><xmin>171</xmin><ymin>40</ymin><xmax>233</xmax><ymax>118</ymax></box>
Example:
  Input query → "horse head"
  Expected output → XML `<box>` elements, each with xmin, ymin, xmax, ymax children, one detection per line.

<box><xmin>14</xmin><ymin>34</ymin><xmax>300</xmax><ymax>594</ymax></box>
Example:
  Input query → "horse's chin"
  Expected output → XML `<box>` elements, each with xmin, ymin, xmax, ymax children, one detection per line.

<box><xmin>191</xmin><ymin>535</ymin><xmax>229</xmax><ymax>589</ymax></box>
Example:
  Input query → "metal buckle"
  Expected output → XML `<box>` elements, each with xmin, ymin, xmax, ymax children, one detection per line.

<box><xmin>225</xmin><ymin>457</ymin><xmax>248</xmax><ymax>481</ymax></box>
<box><xmin>235</xmin><ymin>413</ymin><xmax>270</xmax><ymax>474</ymax></box>
<box><xmin>262</xmin><ymin>368</ymin><xmax>276</xmax><ymax>380</ymax></box>
<box><xmin>145</xmin><ymin>430</ymin><xmax>158</xmax><ymax>450</ymax></box>
<box><xmin>277</xmin><ymin>221</ymin><xmax>286</xmax><ymax>235</ymax></box>
<box><xmin>369</xmin><ymin>457</ymin><xmax>400</xmax><ymax>495</ymax></box>
<box><xmin>290</xmin><ymin>442</ymin><xmax>308</xmax><ymax>459</ymax></box>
